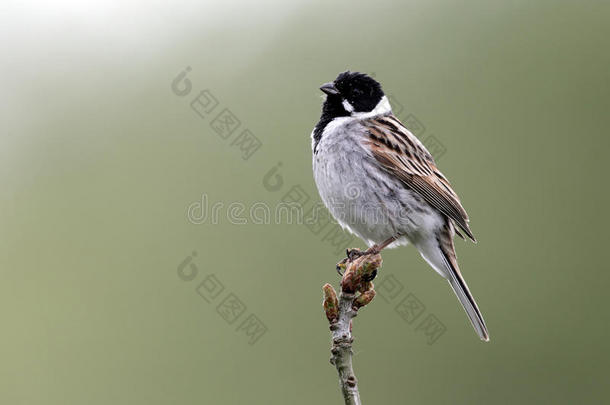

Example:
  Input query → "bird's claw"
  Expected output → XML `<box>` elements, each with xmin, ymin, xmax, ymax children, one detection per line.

<box><xmin>347</xmin><ymin>248</ymin><xmax>364</xmax><ymax>261</ymax></box>
<box><xmin>336</xmin><ymin>248</ymin><xmax>366</xmax><ymax>277</ymax></box>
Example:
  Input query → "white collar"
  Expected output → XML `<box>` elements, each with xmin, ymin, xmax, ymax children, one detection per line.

<box><xmin>351</xmin><ymin>96</ymin><xmax>392</xmax><ymax>119</ymax></box>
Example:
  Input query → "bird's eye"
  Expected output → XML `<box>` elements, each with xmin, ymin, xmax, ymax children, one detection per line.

<box><xmin>352</xmin><ymin>89</ymin><xmax>363</xmax><ymax>98</ymax></box>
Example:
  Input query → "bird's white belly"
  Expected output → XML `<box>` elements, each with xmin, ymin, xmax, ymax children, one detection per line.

<box><xmin>313</xmin><ymin>126</ymin><xmax>443</xmax><ymax>247</ymax></box>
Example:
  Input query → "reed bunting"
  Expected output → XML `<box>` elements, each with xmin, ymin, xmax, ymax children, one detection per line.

<box><xmin>311</xmin><ymin>71</ymin><xmax>489</xmax><ymax>341</ymax></box>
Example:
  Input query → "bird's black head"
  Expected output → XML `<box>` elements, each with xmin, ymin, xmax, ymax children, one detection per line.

<box><xmin>319</xmin><ymin>71</ymin><xmax>386</xmax><ymax>117</ymax></box>
<box><xmin>312</xmin><ymin>71</ymin><xmax>389</xmax><ymax>153</ymax></box>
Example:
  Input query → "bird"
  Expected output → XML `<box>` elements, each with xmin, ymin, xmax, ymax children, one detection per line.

<box><xmin>311</xmin><ymin>71</ymin><xmax>489</xmax><ymax>341</ymax></box>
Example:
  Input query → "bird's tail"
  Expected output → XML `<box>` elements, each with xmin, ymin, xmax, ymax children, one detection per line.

<box><xmin>418</xmin><ymin>231</ymin><xmax>489</xmax><ymax>341</ymax></box>
<box><xmin>445</xmin><ymin>260</ymin><xmax>489</xmax><ymax>341</ymax></box>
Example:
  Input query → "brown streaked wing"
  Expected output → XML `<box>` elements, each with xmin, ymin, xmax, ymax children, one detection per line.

<box><xmin>363</xmin><ymin>114</ymin><xmax>476</xmax><ymax>242</ymax></box>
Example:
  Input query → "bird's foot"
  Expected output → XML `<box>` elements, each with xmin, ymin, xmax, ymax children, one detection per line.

<box><xmin>363</xmin><ymin>245</ymin><xmax>380</xmax><ymax>256</ymax></box>
<box><xmin>336</xmin><ymin>248</ymin><xmax>377</xmax><ymax>276</ymax></box>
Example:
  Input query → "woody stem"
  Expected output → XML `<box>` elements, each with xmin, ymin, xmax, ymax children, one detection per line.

<box><xmin>323</xmin><ymin>253</ymin><xmax>383</xmax><ymax>405</ymax></box>
<box><xmin>329</xmin><ymin>291</ymin><xmax>361</xmax><ymax>405</ymax></box>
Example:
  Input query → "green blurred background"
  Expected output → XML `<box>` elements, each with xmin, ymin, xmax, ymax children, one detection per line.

<box><xmin>2</xmin><ymin>0</ymin><xmax>609</xmax><ymax>404</ymax></box>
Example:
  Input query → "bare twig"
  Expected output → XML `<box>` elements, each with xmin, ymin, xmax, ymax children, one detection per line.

<box><xmin>323</xmin><ymin>251</ymin><xmax>383</xmax><ymax>405</ymax></box>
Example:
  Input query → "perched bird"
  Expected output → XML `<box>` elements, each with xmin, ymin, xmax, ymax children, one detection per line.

<box><xmin>311</xmin><ymin>71</ymin><xmax>489</xmax><ymax>341</ymax></box>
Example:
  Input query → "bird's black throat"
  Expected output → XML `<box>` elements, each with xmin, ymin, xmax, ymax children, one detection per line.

<box><xmin>312</xmin><ymin>95</ymin><xmax>349</xmax><ymax>154</ymax></box>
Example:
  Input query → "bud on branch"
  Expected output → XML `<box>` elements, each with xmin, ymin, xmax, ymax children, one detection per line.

<box><xmin>323</xmin><ymin>283</ymin><xmax>339</xmax><ymax>323</ymax></box>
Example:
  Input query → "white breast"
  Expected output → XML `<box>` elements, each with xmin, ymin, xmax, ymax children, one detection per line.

<box><xmin>311</xmin><ymin>115</ymin><xmax>444</xmax><ymax>247</ymax></box>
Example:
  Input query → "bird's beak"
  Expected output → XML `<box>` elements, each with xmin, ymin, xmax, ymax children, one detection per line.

<box><xmin>320</xmin><ymin>82</ymin><xmax>339</xmax><ymax>96</ymax></box>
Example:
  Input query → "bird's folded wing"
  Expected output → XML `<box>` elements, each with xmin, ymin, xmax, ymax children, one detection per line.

<box><xmin>362</xmin><ymin>115</ymin><xmax>476</xmax><ymax>242</ymax></box>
